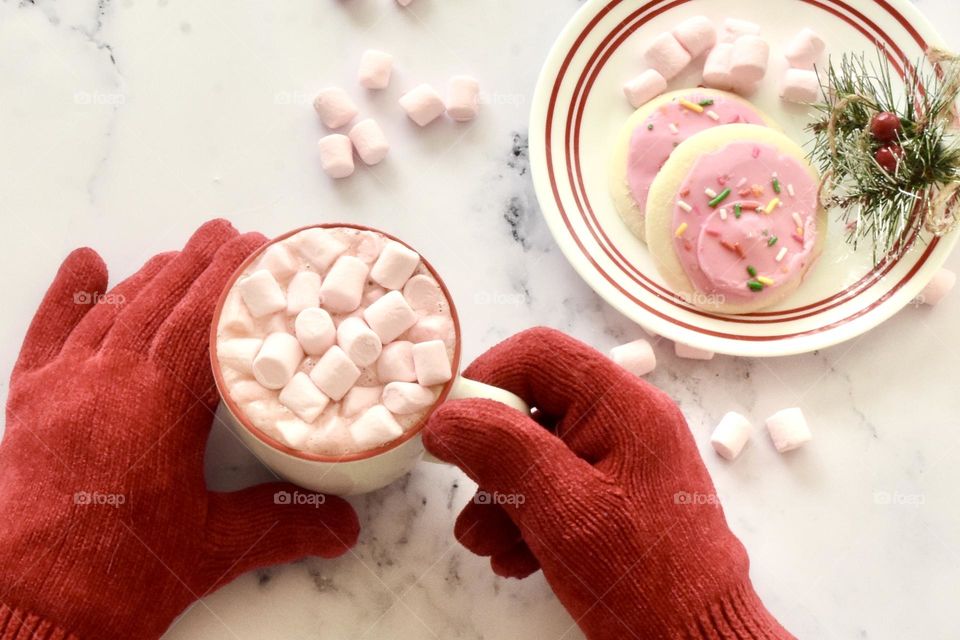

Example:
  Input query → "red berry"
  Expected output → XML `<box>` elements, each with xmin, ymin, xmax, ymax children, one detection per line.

<box><xmin>875</xmin><ymin>144</ymin><xmax>904</xmax><ymax>174</ymax></box>
<box><xmin>870</xmin><ymin>111</ymin><xmax>902</xmax><ymax>143</ymax></box>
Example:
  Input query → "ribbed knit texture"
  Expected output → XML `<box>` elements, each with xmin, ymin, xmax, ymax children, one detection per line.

<box><xmin>423</xmin><ymin>327</ymin><xmax>796</xmax><ymax>640</ymax></box>
<box><xmin>0</xmin><ymin>220</ymin><xmax>360</xmax><ymax>640</ymax></box>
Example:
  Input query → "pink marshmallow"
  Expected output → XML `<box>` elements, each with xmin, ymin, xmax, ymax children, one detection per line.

<box><xmin>730</xmin><ymin>35</ymin><xmax>770</xmax><ymax>84</ymax></box>
<box><xmin>230</xmin><ymin>379</ymin><xmax>271</xmax><ymax>403</ymax></box>
<box><xmin>294</xmin><ymin>307</ymin><xmax>336</xmax><ymax>356</ymax></box>
<box><xmin>710</xmin><ymin>411</ymin><xmax>752</xmax><ymax>460</ymax></box>
<box><xmin>319</xmin><ymin>255</ymin><xmax>369</xmax><ymax>313</ymax></box>
<box><xmin>765</xmin><ymin>407</ymin><xmax>811</xmax><ymax>453</ymax></box>
<box><xmin>673</xmin><ymin>16</ymin><xmax>717</xmax><ymax>58</ymax></box>
<box><xmin>643</xmin><ymin>32</ymin><xmax>693</xmax><ymax>80</ymax></box>
<box><xmin>609</xmin><ymin>339</ymin><xmax>656</xmax><ymax>376</ymax></box>
<box><xmin>720</xmin><ymin>18</ymin><xmax>760</xmax><ymax>43</ymax></box>
<box><xmin>370</xmin><ymin>240</ymin><xmax>420</xmax><ymax>290</ymax></box>
<box><xmin>279</xmin><ymin>372</ymin><xmax>330</xmax><ymax>423</ymax></box>
<box><xmin>382</xmin><ymin>381</ymin><xmax>435</xmax><ymax>415</ymax></box>
<box><xmin>674</xmin><ymin>342</ymin><xmax>715</xmax><ymax>360</ymax></box>
<box><xmin>403</xmin><ymin>275</ymin><xmax>445</xmax><ymax>313</ymax></box>
<box><xmin>292</xmin><ymin>228</ymin><xmax>348</xmax><ymax>272</ymax></box>
<box><xmin>363</xmin><ymin>290</ymin><xmax>417</xmax><ymax>343</ymax></box>
<box><xmin>219</xmin><ymin>294</ymin><xmax>255</xmax><ymax>335</ymax></box>
<box><xmin>358</xmin><ymin>49</ymin><xmax>394</xmax><ymax>90</ymax></box>
<box><xmin>259</xmin><ymin>244</ymin><xmax>298</xmax><ymax>281</ymax></box>
<box><xmin>286</xmin><ymin>271</ymin><xmax>323</xmax><ymax>316</ymax></box>
<box><xmin>218</xmin><ymin>338</ymin><xmax>263</xmax><ymax>375</ymax></box>
<box><xmin>313</xmin><ymin>87</ymin><xmax>358</xmax><ymax>129</ymax></box>
<box><xmin>336</xmin><ymin>316</ymin><xmax>383</xmax><ymax>367</ymax></box>
<box><xmin>412</xmin><ymin>339</ymin><xmax>452</xmax><ymax>386</ymax></box>
<box><xmin>350</xmin><ymin>404</ymin><xmax>403</xmax><ymax>450</ymax></box>
<box><xmin>341</xmin><ymin>385</ymin><xmax>383</xmax><ymax>417</ymax></box>
<box><xmin>309</xmin><ymin>345</ymin><xmax>361</xmax><ymax>401</ymax></box>
<box><xmin>275</xmin><ymin>419</ymin><xmax>313</xmax><ymax>450</ymax></box>
<box><xmin>238</xmin><ymin>269</ymin><xmax>286</xmax><ymax>318</ymax></box>
<box><xmin>784</xmin><ymin>28</ymin><xmax>826</xmax><ymax>68</ymax></box>
<box><xmin>623</xmin><ymin>69</ymin><xmax>668</xmax><ymax>109</ymax></box>
<box><xmin>919</xmin><ymin>268</ymin><xmax>956</xmax><ymax>306</ymax></box>
<box><xmin>318</xmin><ymin>134</ymin><xmax>355</xmax><ymax>179</ymax></box>
<box><xmin>355</xmin><ymin>231</ymin><xmax>385</xmax><ymax>264</ymax></box>
<box><xmin>252</xmin><ymin>332</ymin><xmax>305</xmax><ymax>390</ymax></box>
<box><xmin>348</xmin><ymin>119</ymin><xmax>389</xmax><ymax>166</ymax></box>
<box><xmin>405</xmin><ymin>315</ymin><xmax>454</xmax><ymax>344</ymax></box>
<box><xmin>377</xmin><ymin>341</ymin><xmax>417</xmax><ymax>383</ymax></box>
<box><xmin>702</xmin><ymin>42</ymin><xmax>734</xmax><ymax>90</ymax></box>
<box><xmin>447</xmin><ymin>75</ymin><xmax>480</xmax><ymax>122</ymax></box>
<box><xmin>399</xmin><ymin>84</ymin><xmax>446</xmax><ymax>126</ymax></box>
<box><xmin>780</xmin><ymin>68</ymin><xmax>820</xmax><ymax>104</ymax></box>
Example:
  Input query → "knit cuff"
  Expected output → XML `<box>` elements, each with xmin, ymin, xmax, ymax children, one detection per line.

<box><xmin>0</xmin><ymin>603</ymin><xmax>80</xmax><ymax>640</ymax></box>
<box><xmin>686</xmin><ymin>582</ymin><xmax>796</xmax><ymax>640</ymax></box>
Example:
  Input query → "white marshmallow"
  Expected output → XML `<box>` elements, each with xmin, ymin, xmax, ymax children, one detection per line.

<box><xmin>286</xmin><ymin>271</ymin><xmax>323</xmax><ymax>316</ymax></box>
<box><xmin>720</xmin><ymin>18</ymin><xmax>761</xmax><ymax>43</ymax></box>
<box><xmin>710</xmin><ymin>412</ymin><xmax>752</xmax><ymax>460</ymax></box>
<box><xmin>403</xmin><ymin>274</ymin><xmax>445</xmax><ymax>312</ymax></box>
<box><xmin>643</xmin><ymin>32</ymin><xmax>693</xmax><ymax>80</ymax></box>
<box><xmin>219</xmin><ymin>294</ymin><xmax>255</xmax><ymax>335</ymax></box>
<box><xmin>919</xmin><ymin>268</ymin><xmax>956</xmax><ymax>306</ymax></box>
<box><xmin>413</xmin><ymin>339</ymin><xmax>452</xmax><ymax>386</ymax></box>
<box><xmin>336</xmin><ymin>316</ymin><xmax>383</xmax><ymax>367</ymax></box>
<box><xmin>363</xmin><ymin>285</ymin><xmax>388</xmax><ymax>307</ymax></box>
<box><xmin>341</xmin><ymin>385</ymin><xmax>383</xmax><ymax>417</ymax></box>
<box><xmin>780</xmin><ymin>68</ymin><xmax>820</xmax><ymax>104</ymax></box>
<box><xmin>348</xmin><ymin>119</ymin><xmax>389</xmax><ymax>166</ymax></box>
<box><xmin>279</xmin><ymin>372</ymin><xmax>331</xmax><ymax>423</ymax></box>
<box><xmin>623</xmin><ymin>69</ymin><xmax>668</xmax><ymax>109</ymax></box>
<box><xmin>363</xmin><ymin>290</ymin><xmax>417</xmax><ymax>343</ymax></box>
<box><xmin>358</xmin><ymin>49</ymin><xmax>394</xmax><ymax>90</ymax></box>
<box><xmin>318</xmin><ymin>134</ymin><xmax>355</xmax><ymax>179</ymax></box>
<box><xmin>309</xmin><ymin>345</ymin><xmax>361</xmax><ymax>401</ymax></box>
<box><xmin>399</xmin><ymin>84</ymin><xmax>446</xmax><ymax>126</ymax></box>
<box><xmin>405</xmin><ymin>314</ymin><xmax>454</xmax><ymax>344</ymax></box>
<box><xmin>729</xmin><ymin>35</ymin><xmax>769</xmax><ymax>84</ymax></box>
<box><xmin>238</xmin><ymin>269</ymin><xmax>286</xmax><ymax>318</ymax></box>
<box><xmin>218</xmin><ymin>338</ymin><xmax>263</xmax><ymax>375</ymax></box>
<box><xmin>253</xmin><ymin>332</ymin><xmax>305</xmax><ymax>390</ymax></box>
<box><xmin>609</xmin><ymin>339</ymin><xmax>656</xmax><ymax>376</ymax></box>
<box><xmin>355</xmin><ymin>231</ymin><xmax>385</xmax><ymax>264</ymax></box>
<box><xmin>370</xmin><ymin>240</ymin><xmax>420</xmax><ymax>290</ymax></box>
<box><xmin>674</xmin><ymin>342</ymin><xmax>715</xmax><ymax>360</ymax></box>
<box><xmin>702</xmin><ymin>43</ymin><xmax>734</xmax><ymax>90</ymax></box>
<box><xmin>765</xmin><ymin>407</ymin><xmax>812</xmax><ymax>453</ymax></box>
<box><xmin>447</xmin><ymin>75</ymin><xmax>480</xmax><ymax>122</ymax></box>
<box><xmin>672</xmin><ymin>16</ymin><xmax>717</xmax><ymax>58</ymax></box>
<box><xmin>230</xmin><ymin>379</ymin><xmax>271</xmax><ymax>403</ymax></box>
<box><xmin>382</xmin><ymin>381</ymin><xmax>436</xmax><ymax>414</ymax></box>
<box><xmin>350</xmin><ymin>404</ymin><xmax>404</xmax><ymax>450</ymax></box>
<box><xmin>377</xmin><ymin>341</ymin><xmax>417</xmax><ymax>383</ymax></box>
<box><xmin>275</xmin><ymin>418</ymin><xmax>313</xmax><ymax>450</ymax></box>
<box><xmin>292</xmin><ymin>228</ymin><xmax>348</xmax><ymax>272</ymax></box>
<box><xmin>295</xmin><ymin>307</ymin><xmax>336</xmax><ymax>356</ymax></box>
<box><xmin>259</xmin><ymin>244</ymin><xmax>299</xmax><ymax>281</ymax></box>
<box><xmin>784</xmin><ymin>28</ymin><xmax>826</xmax><ymax>68</ymax></box>
<box><xmin>319</xmin><ymin>255</ymin><xmax>369</xmax><ymax>313</ymax></box>
<box><xmin>313</xmin><ymin>87</ymin><xmax>358</xmax><ymax>129</ymax></box>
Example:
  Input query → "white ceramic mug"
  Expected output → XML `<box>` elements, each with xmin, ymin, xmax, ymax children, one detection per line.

<box><xmin>210</xmin><ymin>224</ymin><xmax>528</xmax><ymax>496</ymax></box>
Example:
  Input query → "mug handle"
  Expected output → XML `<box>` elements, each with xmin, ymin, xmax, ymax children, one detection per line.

<box><xmin>421</xmin><ymin>375</ymin><xmax>530</xmax><ymax>464</ymax></box>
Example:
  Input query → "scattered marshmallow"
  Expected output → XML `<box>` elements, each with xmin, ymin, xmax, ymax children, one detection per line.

<box><xmin>447</xmin><ymin>75</ymin><xmax>480</xmax><ymax>122</ymax></box>
<box><xmin>370</xmin><ymin>240</ymin><xmax>421</xmax><ymax>290</ymax></box>
<box><xmin>218</xmin><ymin>338</ymin><xmax>263</xmax><ymax>375</ymax></box>
<box><xmin>364</xmin><ymin>290</ymin><xmax>417</xmax><ymax>343</ymax></box>
<box><xmin>710</xmin><ymin>411</ymin><xmax>752</xmax><ymax>460</ymax></box>
<box><xmin>341</xmin><ymin>385</ymin><xmax>383</xmax><ymax>417</ymax></box>
<box><xmin>286</xmin><ymin>271</ymin><xmax>323</xmax><ymax>316</ymax></box>
<box><xmin>765</xmin><ymin>407</ymin><xmax>812</xmax><ymax>453</ymax></box>
<box><xmin>253</xmin><ymin>332</ymin><xmax>305</xmax><ymax>390</ymax></box>
<box><xmin>784</xmin><ymin>28</ymin><xmax>826</xmax><ymax>68</ymax></box>
<box><xmin>643</xmin><ymin>32</ymin><xmax>693</xmax><ymax>80</ymax></box>
<box><xmin>609</xmin><ymin>339</ymin><xmax>657</xmax><ymax>376</ymax></box>
<box><xmin>238</xmin><ymin>269</ymin><xmax>286</xmax><ymax>318</ymax></box>
<box><xmin>259</xmin><ymin>244</ymin><xmax>299</xmax><ymax>281</ymax></box>
<box><xmin>720</xmin><ymin>18</ymin><xmax>760</xmax><ymax>43</ymax></box>
<box><xmin>623</xmin><ymin>69</ymin><xmax>668</xmax><ymax>109</ymax></box>
<box><xmin>275</xmin><ymin>419</ymin><xmax>313</xmax><ymax>450</ymax></box>
<box><xmin>412</xmin><ymin>339</ymin><xmax>453</xmax><ymax>386</ymax></box>
<box><xmin>919</xmin><ymin>268</ymin><xmax>956</xmax><ymax>306</ymax></box>
<box><xmin>337</xmin><ymin>316</ymin><xmax>383</xmax><ymax>367</ymax></box>
<box><xmin>377</xmin><ymin>341</ymin><xmax>417</xmax><ymax>383</ymax></box>
<box><xmin>295</xmin><ymin>307</ymin><xmax>337</xmax><ymax>356</ymax></box>
<box><xmin>319</xmin><ymin>255</ymin><xmax>369</xmax><ymax>313</ymax></box>
<box><xmin>348</xmin><ymin>119</ymin><xmax>390</xmax><ymax>166</ymax></box>
<box><xmin>674</xmin><ymin>342</ymin><xmax>715</xmax><ymax>360</ymax></box>
<box><xmin>313</xmin><ymin>87</ymin><xmax>358</xmax><ymax>129</ymax></box>
<box><xmin>403</xmin><ymin>275</ymin><xmax>445</xmax><ymax>313</ymax></box>
<box><xmin>350</xmin><ymin>404</ymin><xmax>404</xmax><ymax>450</ymax></box>
<box><xmin>292</xmin><ymin>228</ymin><xmax>348</xmax><ymax>272</ymax></box>
<box><xmin>730</xmin><ymin>35</ymin><xmax>770</xmax><ymax>85</ymax></box>
<box><xmin>382</xmin><ymin>381</ymin><xmax>436</xmax><ymax>414</ymax></box>
<box><xmin>399</xmin><ymin>84</ymin><xmax>446</xmax><ymax>126</ymax></box>
<box><xmin>672</xmin><ymin>16</ymin><xmax>716</xmax><ymax>58</ymax></box>
<box><xmin>310</xmin><ymin>345</ymin><xmax>362</xmax><ymax>401</ymax></box>
<box><xmin>702</xmin><ymin>42</ymin><xmax>734</xmax><ymax>90</ymax></box>
<box><xmin>405</xmin><ymin>314</ymin><xmax>454</xmax><ymax>344</ymax></box>
<box><xmin>279</xmin><ymin>372</ymin><xmax>331</xmax><ymax>423</ymax></box>
<box><xmin>358</xmin><ymin>49</ymin><xmax>394</xmax><ymax>90</ymax></box>
<box><xmin>318</xmin><ymin>134</ymin><xmax>355</xmax><ymax>179</ymax></box>
<box><xmin>780</xmin><ymin>68</ymin><xmax>820</xmax><ymax>104</ymax></box>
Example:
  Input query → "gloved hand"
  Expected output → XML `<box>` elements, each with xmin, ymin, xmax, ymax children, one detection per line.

<box><xmin>423</xmin><ymin>328</ymin><xmax>794</xmax><ymax>640</ymax></box>
<box><xmin>0</xmin><ymin>220</ymin><xmax>360</xmax><ymax>640</ymax></box>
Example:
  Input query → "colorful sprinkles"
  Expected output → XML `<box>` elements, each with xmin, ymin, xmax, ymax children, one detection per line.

<box><xmin>708</xmin><ymin>188</ymin><xmax>731</xmax><ymax>207</ymax></box>
<box><xmin>679</xmin><ymin>98</ymin><xmax>704</xmax><ymax>113</ymax></box>
<box><xmin>678</xmin><ymin>199</ymin><xmax>693</xmax><ymax>213</ymax></box>
<box><xmin>675</xmin><ymin>222</ymin><xmax>688</xmax><ymax>237</ymax></box>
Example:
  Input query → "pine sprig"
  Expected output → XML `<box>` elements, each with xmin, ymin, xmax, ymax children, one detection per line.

<box><xmin>808</xmin><ymin>48</ymin><xmax>960</xmax><ymax>261</ymax></box>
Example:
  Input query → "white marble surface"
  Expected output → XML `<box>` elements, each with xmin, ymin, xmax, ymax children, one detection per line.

<box><xmin>1</xmin><ymin>0</ymin><xmax>959</xmax><ymax>638</ymax></box>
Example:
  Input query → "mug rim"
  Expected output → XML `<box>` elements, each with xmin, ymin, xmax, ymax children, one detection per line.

<box><xmin>208</xmin><ymin>223</ymin><xmax>463</xmax><ymax>464</ymax></box>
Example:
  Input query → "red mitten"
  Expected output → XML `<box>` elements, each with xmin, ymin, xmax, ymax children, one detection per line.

<box><xmin>424</xmin><ymin>328</ymin><xmax>794</xmax><ymax>640</ymax></box>
<box><xmin>0</xmin><ymin>220</ymin><xmax>360</xmax><ymax>640</ymax></box>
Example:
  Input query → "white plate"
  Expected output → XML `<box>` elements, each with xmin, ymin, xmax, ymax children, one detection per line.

<box><xmin>529</xmin><ymin>0</ymin><xmax>957</xmax><ymax>356</ymax></box>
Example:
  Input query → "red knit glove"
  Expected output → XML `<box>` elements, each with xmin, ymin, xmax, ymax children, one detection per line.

<box><xmin>0</xmin><ymin>220</ymin><xmax>360</xmax><ymax>640</ymax></box>
<box><xmin>423</xmin><ymin>328</ymin><xmax>794</xmax><ymax>640</ymax></box>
